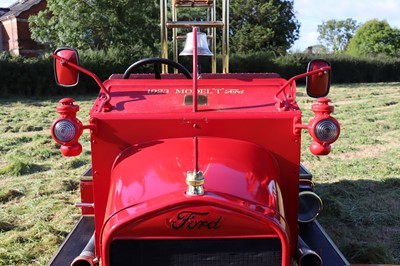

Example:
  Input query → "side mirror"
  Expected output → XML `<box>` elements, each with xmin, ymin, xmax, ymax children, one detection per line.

<box><xmin>306</xmin><ymin>59</ymin><xmax>331</xmax><ymax>98</ymax></box>
<box><xmin>53</xmin><ymin>47</ymin><xmax>80</xmax><ymax>87</ymax></box>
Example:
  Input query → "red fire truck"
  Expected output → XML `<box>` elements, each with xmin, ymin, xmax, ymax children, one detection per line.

<box><xmin>48</xmin><ymin>1</ymin><xmax>346</xmax><ymax>265</ymax></box>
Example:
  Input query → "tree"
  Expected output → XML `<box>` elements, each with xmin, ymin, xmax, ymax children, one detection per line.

<box><xmin>29</xmin><ymin>0</ymin><xmax>160</xmax><ymax>54</ymax></box>
<box><xmin>346</xmin><ymin>19</ymin><xmax>400</xmax><ymax>57</ymax></box>
<box><xmin>317</xmin><ymin>18</ymin><xmax>359</xmax><ymax>54</ymax></box>
<box><xmin>29</xmin><ymin>0</ymin><xmax>300</xmax><ymax>56</ymax></box>
<box><xmin>228</xmin><ymin>0</ymin><xmax>300</xmax><ymax>55</ymax></box>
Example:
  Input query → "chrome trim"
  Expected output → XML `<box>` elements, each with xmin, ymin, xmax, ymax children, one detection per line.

<box><xmin>75</xmin><ymin>202</ymin><xmax>94</xmax><ymax>208</ymax></box>
<box><xmin>298</xmin><ymin>191</ymin><xmax>323</xmax><ymax>223</ymax></box>
<box><xmin>186</xmin><ymin>170</ymin><xmax>205</xmax><ymax>196</ymax></box>
<box><xmin>80</xmin><ymin>176</ymin><xmax>93</xmax><ymax>181</ymax></box>
<box><xmin>297</xmin><ymin>236</ymin><xmax>323</xmax><ymax>266</ymax></box>
<box><xmin>71</xmin><ymin>234</ymin><xmax>97</xmax><ymax>266</ymax></box>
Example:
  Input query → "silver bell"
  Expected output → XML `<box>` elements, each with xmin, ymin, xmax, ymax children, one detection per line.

<box><xmin>180</xmin><ymin>31</ymin><xmax>213</xmax><ymax>56</ymax></box>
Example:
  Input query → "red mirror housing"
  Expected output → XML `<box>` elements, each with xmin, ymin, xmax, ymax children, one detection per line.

<box><xmin>54</xmin><ymin>48</ymin><xmax>80</xmax><ymax>87</ymax></box>
<box><xmin>306</xmin><ymin>59</ymin><xmax>331</xmax><ymax>98</ymax></box>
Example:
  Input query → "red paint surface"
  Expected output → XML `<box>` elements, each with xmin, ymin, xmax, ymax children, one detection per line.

<box><xmin>52</xmin><ymin>64</ymin><xmax>340</xmax><ymax>265</ymax></box>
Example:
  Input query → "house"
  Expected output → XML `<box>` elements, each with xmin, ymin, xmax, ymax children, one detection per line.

<box><xmin>0</xmin><ymin>0</ymin><xmax>46</xmax><ymax>56</ymax></box>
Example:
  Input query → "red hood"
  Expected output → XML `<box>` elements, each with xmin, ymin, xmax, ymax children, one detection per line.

<box><xmin>100</xmin><ymin>137</ymin><xmax>290</xmax><ymax>264</ymax></box>
<box><xmin>105</xmin><ymin>137</ymin><xmax>282</xmax><ymax>214</ymax></box>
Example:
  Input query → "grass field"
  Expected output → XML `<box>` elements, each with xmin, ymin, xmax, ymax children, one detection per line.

<box><xmin>298</xmin><ymin>83</ymin><xmax>400</xmax><ymax>264</ymax></box>
<box><xmin>0</xmin><ymin>83</ymin><xmax>399</xmax><ymax>265</ymax></box>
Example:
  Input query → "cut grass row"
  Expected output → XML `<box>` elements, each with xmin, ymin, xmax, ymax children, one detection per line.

<box><xmin>298</xmin><ymin>83</ymin><xmax>400</xmax><ymax>264</ymax></box>
<box><xmin>0</xmin><ymin>83</ymin><xmax>399</xmax><ymax>265</ymax></box>
<box><xmin>0</xmin><ymin>97</ymin><xmax>92</xmax><ymax>266</ymax></box>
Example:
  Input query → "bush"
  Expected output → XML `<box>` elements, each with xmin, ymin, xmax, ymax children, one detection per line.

<box><xmin>0</xmin><ymin>56</ymin><xmax>53</xmax><ymax>97</ymax></box>
<box><xmin>2</xmin><ymin>51</ymin><xmax>400</xmax><ymax>97</ymax></box>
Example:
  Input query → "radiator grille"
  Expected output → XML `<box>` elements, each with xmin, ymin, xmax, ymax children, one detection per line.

<box><xmin>110</xmin><ymin>238</ymin><xmax>282</xmax><ymax>266</ymax></box>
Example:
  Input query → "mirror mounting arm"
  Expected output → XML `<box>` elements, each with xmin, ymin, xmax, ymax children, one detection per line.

<box><xmin>274</xmin><ymin>66</ymin><xmax>331</xmax><ymax>106</ymax></box>
<box><xmin>52</xmin><ymin>54</ymin><xmax>111</xmax><ymax>110</ymax></box>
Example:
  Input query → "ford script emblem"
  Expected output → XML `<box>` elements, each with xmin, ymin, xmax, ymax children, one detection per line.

<box><xmin>171</xmin><ymin>211</ymin><xmax>222</xmax><ymax>230</ymax></box>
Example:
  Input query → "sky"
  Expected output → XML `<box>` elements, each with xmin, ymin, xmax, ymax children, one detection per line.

<box><xmin>291</xmin><ymin>0</ymin><xmax>400</xmax><ymax>51</ymax></box>
<box><xmin>2</xmin><ymin>0</ymin><xmax>400</xmax><ymax>51</ymax></box>
<box><xmin>1</xmin><ymin>0</ymin><xmax>16</xmax><ymax>7</ymax></box>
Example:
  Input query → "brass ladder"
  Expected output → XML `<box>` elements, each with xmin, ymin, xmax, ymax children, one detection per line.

<box><xmin>160</xmin><ymin>0</ymin><xmax>229</xmax><ymax>73</ymax></box>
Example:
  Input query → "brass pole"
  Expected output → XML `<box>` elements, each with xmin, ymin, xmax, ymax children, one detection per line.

<box><xmin>160</xmin><ymin>0</ymin><xmax>168</xmax><ymax>73</ymax></box>
<box><xmin>211</xmin><ymin>0</ymin><xmax>217</xmax><ymax>73</ymax></box>
<box><xmin>222</xmin><ymin>0</ymin><xmax>229</xmax><ymax>73</ymax></box>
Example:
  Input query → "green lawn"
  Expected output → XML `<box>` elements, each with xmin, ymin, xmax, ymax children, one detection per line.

<box><xmin>298</xmin><ymin>83</ymin><xmax>400</xmax><ymax>264</ymax></box>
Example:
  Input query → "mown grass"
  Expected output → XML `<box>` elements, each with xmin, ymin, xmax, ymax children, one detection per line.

<box><xmin>0</xmin><ymin>97</ymin><xmax>93</xmax><ymax>266</ymax></box>
<box><xmin>0</xmin><ymin>83</ymin><xmax>399</xmax><ymax>265</ymax></box>
<box><xmin>298</xmin><ymin>83</ymin><xmax>400</xmax><ymax>264</ymax></box>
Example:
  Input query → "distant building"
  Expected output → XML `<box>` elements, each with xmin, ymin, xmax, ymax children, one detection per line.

<box><xmin>0</xmin><ymin>0</ymin><xmax>46</xmax><ymax>57</ymax></box>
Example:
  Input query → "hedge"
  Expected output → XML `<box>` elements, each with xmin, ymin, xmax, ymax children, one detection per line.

<box><xmin>1</xmin><ymin>51</ymin><xmax>400</xmax><ymax>97</ymax></box>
